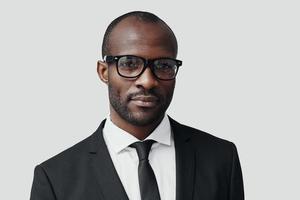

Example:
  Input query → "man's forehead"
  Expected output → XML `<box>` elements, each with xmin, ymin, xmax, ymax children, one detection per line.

<box><xmin>108</xmin><ymin>18</ymin><xmax>176</xmax><ymax>56</ymax></box>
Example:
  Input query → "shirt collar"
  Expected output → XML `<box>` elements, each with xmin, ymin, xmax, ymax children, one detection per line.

<box><xmin>103</xmin><ymin>114</ymin><xmax>172</xmax><ymax>154</ymax></box>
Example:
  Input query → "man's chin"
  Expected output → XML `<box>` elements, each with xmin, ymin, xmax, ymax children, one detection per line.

<box><xmin>110</xmin><ymin>101</ymin><xmax>166</xmax><ymax>127</ymax></box>
<box><xmin>125</xmin><ymin>111</ymin><xmax>164</xmax><ymax>127</ymax></box>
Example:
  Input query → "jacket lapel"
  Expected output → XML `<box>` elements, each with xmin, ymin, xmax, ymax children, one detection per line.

<box><xmin>87</xmin><ymin>117</ymin><xmax>196</xmax><ymax>200</ymax></box>
<box><xmin>170</xmin><ymin>117</ymin><xmax>196</xmax><ymax>200</ymax></box>
<box><xmin>88</xmin><ymin>119</ymin><xmax>129</xmax><ymax>200</ymax></box>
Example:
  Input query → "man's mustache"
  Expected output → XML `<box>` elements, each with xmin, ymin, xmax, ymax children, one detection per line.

<box><xmin>127</xmin><ymin>89</ymin><xmax>161</xmax><ymax>101</ymax></box>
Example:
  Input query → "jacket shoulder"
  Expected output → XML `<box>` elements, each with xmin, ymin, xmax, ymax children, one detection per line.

<box><xmin>38</xmin><ymin>132</ymin><xmax>95</xmax><ymax>171</ymax></box>
<box><xmin>169</xmin><ymin>117</ymin><xmax>236</xmax><ymax>152</ymax></box>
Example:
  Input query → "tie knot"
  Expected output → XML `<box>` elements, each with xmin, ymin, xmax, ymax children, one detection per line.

<box><xmin>130</xmin><ymin>140</ymin><xmax>155</xmax><ymax>161</ymax></box>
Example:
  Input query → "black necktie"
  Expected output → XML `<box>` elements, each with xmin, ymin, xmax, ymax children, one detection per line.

<box><xmin>130</xmin><ymin>140</ymin><xmax>161</xmax><ymax>200</ymax></box>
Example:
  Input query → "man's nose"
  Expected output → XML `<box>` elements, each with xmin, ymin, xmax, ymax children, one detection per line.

<box><xmin>134</xmin><ymin>67</ymin><xmax>158</xmax><ymax>89</ymax></box>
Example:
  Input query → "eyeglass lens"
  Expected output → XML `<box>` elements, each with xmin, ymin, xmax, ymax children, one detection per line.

<box><xmin>117</xmin><ymin>56</ymin><xmax>178</xmax><ymax>79</ymax></box>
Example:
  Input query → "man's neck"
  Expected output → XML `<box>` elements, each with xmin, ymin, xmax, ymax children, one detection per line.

<box><xmin>109</xmin><ymin>109</ymin><xmax>164</xmax><ymax>140</ymax></box>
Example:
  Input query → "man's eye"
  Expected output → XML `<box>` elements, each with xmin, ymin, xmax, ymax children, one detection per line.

<box><xmin>128</xmin><ymin>62</ymin><xmax>138</xmax><ymax>67</ymax></box>
<box><xmin>120</xmin><ymin>60</ymin><xmax>139</xmax><ymax>68</ymax></box>
<box><xmin>156</xmin><ymin>63</ymin><xmax>173</xmax><ymax>70</ymax></box>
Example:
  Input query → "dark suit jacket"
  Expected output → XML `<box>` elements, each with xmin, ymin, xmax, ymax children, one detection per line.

<box><xmin>30</xmin><ymin>117</ymin><xmax>244</xmax><ymax>200</ymax></box>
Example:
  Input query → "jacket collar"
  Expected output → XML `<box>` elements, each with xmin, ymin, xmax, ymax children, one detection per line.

<box><xmin>88</xmin><ymin>117</ymin><xmax>196</xmax><ymax>200</ymax></box>
<box><xmin>169</xmin><ymin>117</ymin><xmax>196</xmax><ymax>200</ymax></box>
<box><xmin>89</xmin><ymin>119</ymin><xmax>129</xmax><ymax>200</ymax></box>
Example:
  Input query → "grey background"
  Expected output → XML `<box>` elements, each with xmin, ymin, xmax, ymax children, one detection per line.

<box><xmin>1</xmin><ymin>0</ymin><xmax>299</xmax><ymax>199</ymax></box>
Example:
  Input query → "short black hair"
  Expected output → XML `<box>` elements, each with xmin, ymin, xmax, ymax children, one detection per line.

<box><xmin>101</xmin><ymin>11</ymin><xmax>178</xmax><ymax>58</ymax></box>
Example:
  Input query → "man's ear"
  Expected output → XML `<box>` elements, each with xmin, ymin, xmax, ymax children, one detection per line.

<box><xmin>97</xmin><ymin>60</ymin><xmax>108</xmax><ymax>84</ymax></box>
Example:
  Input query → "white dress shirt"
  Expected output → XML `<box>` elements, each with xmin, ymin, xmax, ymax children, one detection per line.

<box><xmin>103</xmin><ymin>114</ymin><xmax>176</xmax><ymax>200</ymax></box>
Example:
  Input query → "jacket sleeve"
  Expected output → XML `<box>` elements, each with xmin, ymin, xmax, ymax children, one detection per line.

<box><xmin>229</xmin><ymin>143</ymin><xmax>244</xmax><ymax>200</ymax></box>
<box><xmin>30</xmin><ymin>165</ymin><xmax>57</xmax><ymax>200</ymax></box>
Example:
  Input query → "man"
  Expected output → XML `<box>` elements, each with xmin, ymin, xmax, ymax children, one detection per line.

<box><xmin>30</xmin><ymin>11</ymin><xmax>244</xmax><ymax>200</ymax></box>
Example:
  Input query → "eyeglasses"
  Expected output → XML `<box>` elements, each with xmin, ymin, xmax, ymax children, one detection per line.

<box><xmin>104</xmin><ymin>55</ymin><xmax>182</xmax><ymax>80</ymax></box>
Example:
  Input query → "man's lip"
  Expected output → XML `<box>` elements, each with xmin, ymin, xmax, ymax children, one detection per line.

<box><xmin>130</xmin><ymin>95</ymin><xmax>159</xmax><ymax>107</ymax></box>
<box><xmin>130</xmin><ymin>95</ymin><xmax>159</xmax><ymax>102</ymax></box>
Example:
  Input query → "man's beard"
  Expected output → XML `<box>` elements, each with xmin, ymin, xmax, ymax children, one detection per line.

<box><xmin>108</xmin><ymin>84</ymin><xmax>173</xmax><ymax>126</ymax></box>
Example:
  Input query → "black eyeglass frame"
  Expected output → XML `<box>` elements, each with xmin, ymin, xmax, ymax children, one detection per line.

<box><xmin>103</xmin><ymin>55</ymin><xmax>183</xmax><ymax>81</ymax></box>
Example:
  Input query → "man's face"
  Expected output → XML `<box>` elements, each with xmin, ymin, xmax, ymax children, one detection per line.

<box><xmin>104</xmin><ymin>18</ymin><xmax>177</xmax><ymax>126</ymax></box>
